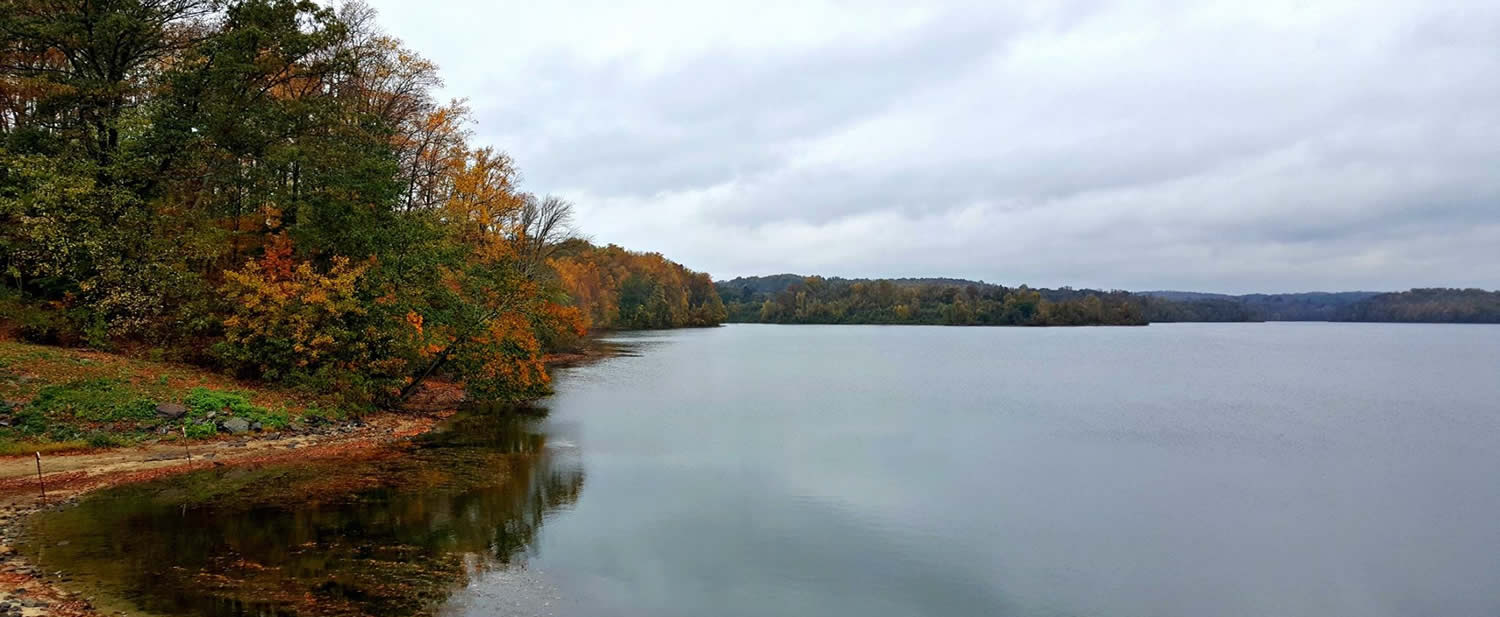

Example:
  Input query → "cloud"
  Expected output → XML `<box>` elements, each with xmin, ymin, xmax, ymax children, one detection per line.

<box><xmin>365</xmin><ymin>0</ymin><xmax>1500</xmax><ymax>293</ymax></box>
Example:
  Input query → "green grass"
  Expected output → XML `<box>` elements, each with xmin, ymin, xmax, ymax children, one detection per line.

<box><xmin>25</xmin><ymin>379</ymin><xmax>157</xmax><ymax>423</ymax></box>
<box><xmin>0</xmin><ymin>340</ymin><xmax>337</xmax><ymax>454</ymax></box>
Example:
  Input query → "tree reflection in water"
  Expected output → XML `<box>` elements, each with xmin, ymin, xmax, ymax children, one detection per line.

<box><xmin>26</xmin><ymin>408</ymin><xmax>584</xmax><ymax>617</ymax></box>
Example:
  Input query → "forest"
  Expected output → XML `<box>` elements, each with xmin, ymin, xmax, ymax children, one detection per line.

<box><xmin>718</xmin><ymin>276</ymin><xmax>1148</xmax><ymax>326</ymax></box>
<box><xmin>551</xmin><ymin>241</ymin><xmax>726</xmax><ymax>331</ymax></box>
<box><xmin>0</xmin><ymin>0</ymin><xmax>719</xmax><ymax>409</ymax></box>
<box><xmin>721</xmin><ymin>277</ymin><xmax>1500</xmax><ymax>326</ymax></box>
<box><xmin>1138</xmin><ymin>289</ymin><xmax>1500</xmax><ymax>323</ymax></box>
<box><xmin>1334</xmin><ymin>288</ymin><xmax>1500</xmax><ymax>323</ymax></box>
<box><xmin>1137</xmin><ymin>291</ymin><xmax>1379</xmax><ymax>321</ymax></box>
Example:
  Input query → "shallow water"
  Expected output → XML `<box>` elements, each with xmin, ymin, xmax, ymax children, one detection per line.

<box><xmin>27</xmin><ymin>323</ymin><xmax>1500</xmax><ymax>617</ymax></box>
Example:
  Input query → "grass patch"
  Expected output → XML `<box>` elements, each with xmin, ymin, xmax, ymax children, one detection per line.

<box><xmin>0</xmin><ymin>340</ymin><xmax>340</xmax><ymax>452</ymax></box>
<box><xmin>0</xmin><ymin>439</ymin><xmax>92</xmax><ymax>457</ymax></box>
<box><xmin>25</xmin><ymin>379</ymin><xmax>157</xmax><ymax>423</ymax></box>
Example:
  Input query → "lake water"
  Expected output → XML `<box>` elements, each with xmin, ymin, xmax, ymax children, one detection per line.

<box><xmin>27</xmin><ymin>323</ymin><xmax>1500</xmax><ymax>617</ymax></box>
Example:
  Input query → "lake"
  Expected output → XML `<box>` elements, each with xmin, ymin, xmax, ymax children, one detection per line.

<box><xmin>25</xmin><ymin>323</ymin><xmax>1500</xmax><ymax>617</ymax></box>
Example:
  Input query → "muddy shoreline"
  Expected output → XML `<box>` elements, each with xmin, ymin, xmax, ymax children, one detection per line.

<box><xmin>0</xmin><ymin>408</ymin><xmax>452</xmax><ymax>617</ymax></box>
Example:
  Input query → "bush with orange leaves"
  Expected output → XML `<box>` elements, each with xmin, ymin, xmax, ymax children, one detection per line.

<box><xmin>214</xmin><ymin>237</ymin><xmax>407</xmax><ymax>408</ymax></box>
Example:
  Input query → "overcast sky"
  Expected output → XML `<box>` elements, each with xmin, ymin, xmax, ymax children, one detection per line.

<box><xmin>363</xmin><ymin>0</ymin><xmax>1499</xmax><ymax>293</ymax></box>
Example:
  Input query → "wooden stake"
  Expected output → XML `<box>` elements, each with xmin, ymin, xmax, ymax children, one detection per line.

<box><xmin>182</xmin><ymin>426</ymin><xmax>191</xmax><ymax>464</ymax></box>
<box><xmin>34</xmin><ymin>452</ymin><xmax>44</xmax><ymax>503</ymax></box>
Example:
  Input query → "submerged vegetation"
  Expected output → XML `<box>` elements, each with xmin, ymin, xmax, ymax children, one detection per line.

<box><xmin>0</xmin><ymin>0</ymin><xmax>721</xmax><ymax>421</ymax></box>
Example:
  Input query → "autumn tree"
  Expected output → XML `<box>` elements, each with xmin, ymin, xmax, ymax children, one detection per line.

<box><xmin>2</xmin><ymin>0</ymin><xmax>704</xmax><ymax>411</ymax></box>
<box><xmin>550</xmin><ymin>243</ymin><xmax>726</xmax><ymax>331</ymax></box>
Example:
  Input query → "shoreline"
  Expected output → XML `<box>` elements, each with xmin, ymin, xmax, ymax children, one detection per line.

<box><xmin>0</xmin><ymin>337</ymin><xmax>615</xmax><ymax>616</ymax></box>
<box><xmin>0</xmin><ymin>408</ymin><xmax>453</xmax><ymax>617</ymax></box>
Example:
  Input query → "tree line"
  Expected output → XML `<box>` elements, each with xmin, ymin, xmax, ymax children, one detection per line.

<box><xmin>719</xmin><ymin>277</ymin><xmax>1500</xmax><ymax>326</ymax></box>
<box><xmin>1334</xmin><ymin>288</ymin><xmax>1500</xmax><ymax>323</ymax></box>
<box><xmin>0</xmin><ymin>0</ymin><xmax>719</xmax><ymax>409</ymax></box>
<box><xmin>718</xmin><ymin>276</ymin><xmax>1147</xmax><ymax>326</ymax></box>
<box><xmin>551</xmin><ymin>241</ymin><xmax>726</xmax><ymax>331</ymax></box>
<box><xmin>1139</xmin><ymin>289</ymin><xmax>1500</xmax><ymax>323</ymax></box>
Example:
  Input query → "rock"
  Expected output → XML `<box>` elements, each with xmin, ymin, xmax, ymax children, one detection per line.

<box><xmin>221</xmin><ymin>418</ymin><xmax>251</xmax><ymax>434</ymax></box>
<box><xmin>155</xmin><ymin>403</ymin><xmax>188</xmax><ymax>419</ymax></box>
<box><xmin>250</xmin><ymin>421</ymin><xmax>263</xmax><ymax>432</ymax></box>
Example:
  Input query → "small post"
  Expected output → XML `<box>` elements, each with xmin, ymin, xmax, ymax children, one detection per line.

<box><xmin>34</xmin><ymin>452</ymin><xmax>44</xmax><ymax>503</ymax></box>
<box><xmin>182</xmin><ymin>426</ymin><xmax>191</xmax><ymax>465</ymax></box>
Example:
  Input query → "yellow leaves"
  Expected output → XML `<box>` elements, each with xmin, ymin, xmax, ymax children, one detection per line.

<box><xmin>217</xmin><ymin>235</ymin><xmax>374</xmax><ymax>378</ymax></box>
<box><xmin>442</xmin><ymin>146</ymin><xmax>523</xmax><ymax>252</ymax></box>
<box><xmin>549</xmin><ymin>243</ymin><xmax>724</xmax><ymax>329</ymax></box>
<box><xmin>542</xmin><ymin>302</ymin><xmax>588</xmax><ymax>338</ymax></box>
<box><xmin>405</xmin><ymin>311</ymin><xmax>424</xmax><ymax>334</ymax></box>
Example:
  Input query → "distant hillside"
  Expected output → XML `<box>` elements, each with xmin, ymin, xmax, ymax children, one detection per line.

<box><xmin>1336</xmin><ymin>288</ymin><xmax>1500</xmax><ymax>323</ymax></box>
<box><xmin>715</xmin><ymin>276</ymin><xmax>1147</xmax><ymax>326</ymax></box>
<box><xmin>1139</xmin><ymin>291</ymin><xmax>1382</xmax><ymax>321</ymax></box>
<box><xmin>719</xmin><ymin>277</ymin><xmax>1500</xmax><ymax>325</ymax></box>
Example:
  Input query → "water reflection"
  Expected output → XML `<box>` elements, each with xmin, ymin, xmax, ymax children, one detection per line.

<box><xmin>26</xmin><ymin>408</ymin><xmax>583</xmax><ymax>617</ymax></box>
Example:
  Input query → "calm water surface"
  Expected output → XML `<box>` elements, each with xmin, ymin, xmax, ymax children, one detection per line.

<box><xmin>29</xmin><ymin>323</ymin><xmax>1500</xmax><ymax>617</ymax></box>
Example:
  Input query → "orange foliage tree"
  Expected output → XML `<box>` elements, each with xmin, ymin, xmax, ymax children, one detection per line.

<box><xmin>550</xmin><ymin>243</ymin><xmax>725</xmax><ymax>330</ymax></box>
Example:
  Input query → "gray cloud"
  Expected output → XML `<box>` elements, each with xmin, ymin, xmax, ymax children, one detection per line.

<box><xmin>366</xmin><ymin>0</ymin><xmax>1500</xmax><ymax>293</ymax></box>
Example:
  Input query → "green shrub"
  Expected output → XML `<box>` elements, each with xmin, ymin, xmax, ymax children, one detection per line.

<box><xmin>12</xmin><ymin>408</ymin><xmax>49</xmax><ymax>435</ymax></box>
<box><xmin>245</xmin><ymin>407</ymin><xmax>291</xmax><ymax>430</ymax></box>
<box><xmin>183</xmin><ymin>387</ymin><xmax>291</xmax><ymax>431</ymax></box>
<box><xmin>184</xmin><ymin>421</ymin><xmax>217</xmax><ymax>438</ymax></box>
<box><xmin>185</xmin><ymin>387</ymin><xmax>263</xmax><ymax>417</ymax></box>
